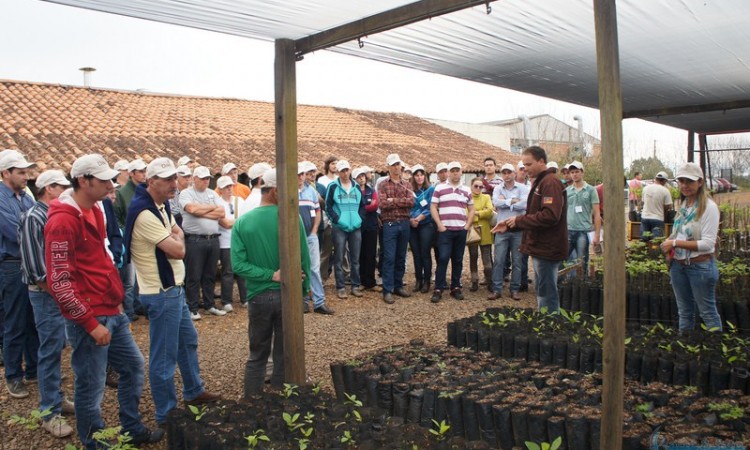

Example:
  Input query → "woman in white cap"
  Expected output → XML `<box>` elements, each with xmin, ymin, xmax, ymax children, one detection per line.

<box><xmin>660</xmin><ymin>162</ymin><xmax>722</xmax><ymax>332</ymax></box>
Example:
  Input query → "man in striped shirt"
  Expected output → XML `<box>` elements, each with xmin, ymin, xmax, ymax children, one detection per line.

<box><xmin>18</xmin><ymin>170</ymin><xmax>74</xmax><ymax>437</ymax></box>
<box><xmin>430</xmin><ymin>161</ymin><xmax>475</xmax><ymax>302</ymax></box>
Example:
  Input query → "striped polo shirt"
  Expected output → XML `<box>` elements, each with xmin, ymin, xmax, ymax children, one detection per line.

<box><xmin>432</xmin><ymin>182</ymin><xmax>473</xmax><ymax>230</ymax></box>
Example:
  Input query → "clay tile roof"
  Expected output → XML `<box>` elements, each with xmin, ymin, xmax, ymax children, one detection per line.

<box><xmin>0</xmin><ymin>79</ymin><xmax>514</xmax><ymax>174</ymax></box>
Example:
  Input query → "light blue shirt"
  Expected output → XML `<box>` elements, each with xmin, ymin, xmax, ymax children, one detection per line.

<box><xmin>0</xmin><ymin>182</ymin><xmax>35</xmax><ymax>261</ymax></box>
<box><xmin>492</xmin><ymin>181</ymin><xmax>529</xmax><ymax>222</ymax></box>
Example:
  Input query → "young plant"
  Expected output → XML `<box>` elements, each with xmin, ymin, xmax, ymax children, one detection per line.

<box><xmin>525</xmin><ymin>436</ymin><xmax>562</xmax><ymax>450</ymax></box>
<box><xmin>9</xmin><ymin>408</ymin><xmax>52</xmax><ymax>430</ymax></box>
<box><xmin>340</xmin><ymin>430</ymin><xmax>356</xmax><ymax>447</ymax></box>
<box><xmin>281</xmin><ymin>383</ymin><xmax>300</xmax><ymax>399</ymax></box>
<box><xmin>635</xmin><ymin>402</ymin><xmax>654</xmax><ymax>420</ymax></box>
<box><xmin>188</xmin><ymin>404</ymin><xmax>208</xmax><ymax>421</ymax></box>
<box><xmin>283</xmin><ymin>412</ymin><xmax>302</xmax><ymax>432</ymax></box>
<box><xmin>311</xmin><ymin>381</ymin><xmax>322</xmax><ymax>395</ymax></box>
<box><xmin>94</xmin><ymin>427</ymin><xmax>138</xmax><ymax>450</ymax></box>
<box><xmin>708</xmin><ymin>402</ymin><xmax>745</xmax><ymax>421</ymax></box>
<box><xmin>296</xmin><ymin>438</ymin><xmax>311</xmax><ymax>450</ymax></box>
<box><xmin>244</xmin><ymin>429</ymin><xmax>271</xmax><ymax>449</ymax></box>
<box><xmin>429</xmin><ymin>419</ymin><xmax>451</xmax><ymax>441</ymax></box>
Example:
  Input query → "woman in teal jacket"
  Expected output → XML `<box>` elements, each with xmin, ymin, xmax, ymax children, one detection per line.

<box><xmin>325</xmin><ymin>161</ymin><xmax>365</xmax><ymax>298</ymax></box>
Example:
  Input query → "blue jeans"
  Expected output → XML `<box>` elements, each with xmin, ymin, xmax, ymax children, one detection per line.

<box><xmin>29</xmin><ymin>290</ymin><xmax>66</xmax><ymax>418</ymax></box>
<box><xmin>532</xmin><ymin>257</ymin><xmax>561</xmax><ymax>313</ymax></box>
<box><xmin>567</xmin><ymin>230</ymin><xmax>590</xmax><ymax>276</ymax></box>
<box><xmin>640</xmin><ymin>219</ymin><xmax>665</xmax><ymax>240</ymax></box>
<box><xmin>382</xmin><ymin>220</ymin><xmax>410</xmax><ymax>294</ymax></box>
<box><xmin>409</xmin><ymin>222</ymin><xmax>435</xmax><ymax>284</ymax></box>
<box><xmin>332</xmin><ymin>227</ymin><xmax>361</xmax><ymax>290</ymax></box>
<box><xmin>306</xmin><ymin>234</ymin><xmax>325</xmax><ymax>307</ymax></box>
<box><xmin>140</xmin><ymin>286</ymin><xmax>205</xmax><ymax>423</ymax></box>
<box><xmin>435</xmin><ymin>229</ymin><xmax>467</xmax><ymax>291</ymax></box>
<box><xmin>119</xmin><ymin>262</ymin><xmax>139</xmax><ymax>320</ymax></box>
<box><xmin>670</xmin><ymin>258</ymin><xmax>722</xmax><ymax>331</ymax></box>
<box><xmin>1</xmin><ymin>260</ymin><xmax>38</xmax><ymax>382</ymax></box>
<box><xmin>492</xmin><ymin>231</ymin><xmax>523</xmax><ymax>293</ymax></box>
<box><xmin>67</xmin><ymin>314</ymin><xmax>147</xmax><ymax>450</ymax></box>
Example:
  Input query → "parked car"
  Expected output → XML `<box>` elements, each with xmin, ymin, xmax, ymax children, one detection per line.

<box><xmin>718</xmin><ymin>178</ymin><xmax>735</xmax><ymax>191</ymax></box>
<box><xmin>706</xmin><ymin>177</ymin><xmax>726</xmax><ymax>193</ymax></box>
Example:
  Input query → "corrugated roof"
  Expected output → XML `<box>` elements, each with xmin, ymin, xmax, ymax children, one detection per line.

<box><xmin>0</xmin><ymin>80</ymin><xmax>514</xmax><ymax>173</ymax></box>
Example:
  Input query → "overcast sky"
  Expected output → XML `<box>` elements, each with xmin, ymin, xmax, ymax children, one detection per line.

<box><xmin>2</xmin><ymin>0</ymin><xmax>696</xmax><ymax>167</ymax></box>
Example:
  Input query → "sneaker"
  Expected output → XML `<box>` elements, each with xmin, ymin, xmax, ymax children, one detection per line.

<box><xmin>241</xmin><ymin>302</ymin><xmax>249</xmax><ymax>308</ymax></box>
<box><xmin>191</xmin><ymin>312</ymin><xmax>202</xmax><ymax>321</ymax></box>
<box><xmin>7</xmin><ymin>380</ymin><xmax>29</xmax><ymax>398</ymax></box>
<box><xmin>105</xmin><ymin>368</ymin><xmax>119</xmax><ymax>388</ymax></box>
<box><xmin>129</xmin><ymin>427</ymin><xmax>166</xmax><ymax>446</ymax></box>
<box><xmin>41</xmin><ymin>415</ymin><xmax>73</xmax><ymax>438</ymax></box>
<box><xmin>223</xmin><ymin>304</ymin><xmax>234</xmax><ymax>313</ymax></box>
<box><xmin>337</xmin><ymin>289</ymin><xmax>348</xmax><ymax>299</ymax></box>
<box><xmin>430</xmin><ymin>290</ymin><xmax>442</xmax><ymax>303</ymax></box>
<box><xmin>207</xmin><ymin>307</ymin><xmax>227</xmax><ymax>316</ymax></box>
<box><xmin>61</xmin><ymin>396</ymin><xmax>75</xmax><ymax>415</ymax></box>
<box><xmin>351</xmin><ymin>287</ymin><xmax>364</xmax><ymax>297</ymax></box>
<box><xmin>450</xmin><ymin>288</ymin><xmax>464</xmax><ymax>300</ymax></box>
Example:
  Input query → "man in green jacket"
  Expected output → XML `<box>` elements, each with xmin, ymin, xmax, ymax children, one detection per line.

<box><xmin>231</xmin><ymin>168</ymin><xmax>311</xmax><ymax>397</ymax></box>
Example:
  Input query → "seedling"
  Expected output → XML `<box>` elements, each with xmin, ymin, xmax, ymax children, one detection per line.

<box><xmin>708</xmin><ymin>402</ymin><xmax>745</xmax><ymax>421</ymax></box>
<box><xmin>311</xmin><ymin>381</ymin><xmax>322</xmax><ymax>395</ymax></box>
<box><xmin>244</xmin><ymin>429</ymin><xmax>271</xmax><ymax>449</ymax></box>
<box><xmin>635</xmin><ymin>402</ymin><xmax>654</xmax><ymax>419</ymax></box>
<box><xmin>95</xmin><ymin>427</ymin><xmax>138</xmax><ymax>450</ymax></box>
<box><xmin>283</xmin><ymin>412</ymin><xmax>302</xmax><ymax>432</ymax></box>
<box><xmin>281</xmin><ymin>383</ymin><xmax>300</xmax><ymax>399</ymax></box>
<box><xmin>525</xmin><ymin>436</ymin><xmax>562</xmax><ymax>450</ymax></box>
<box><xmin>296</xmin><ymin>438</ymin><xmax>311</xmax><ymax>450</ymax></box>
<box><xmin>188</xmin><ymin>404</ymin><xmax>208</xmax><ymax>421</ymax></box>
<box><xmin>9</xmin><ymin>408</ymin><xmax>52</xmax><ymax>430</ymax></box>
<box><xmin>429</xmin><ymin>419</ymin><xmax>451</xmax><ymax>441</ymax></box>
<box><xmin>343</xmin><ymin>393</ymin><xmax>362</xmax><ymax>408</ymax></box>
<box><xmin>340</xmin><ymin>430</ymin><xmax>356</xmax><ymax>447</ymax></box>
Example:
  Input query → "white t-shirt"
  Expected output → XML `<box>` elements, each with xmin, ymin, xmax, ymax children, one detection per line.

<box><xmin>217</xmin><ymin>196</ymin><xmax>241</xmax><ymax>249</ymax></box>
<box><xmin>641</xmin><ymin>183</ymin><xmax>673</xmax><ymax>221</ymax></box>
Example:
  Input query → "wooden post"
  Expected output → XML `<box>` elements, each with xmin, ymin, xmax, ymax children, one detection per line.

<box><xmin>699</xmin><ymin>133</ymin><xmax>708</xmax><ymax>175</ymax></box>
<box><xmin>274</xmin><ymin>38</ymin><xmax>305</xmax><ymax>385</ymax></box>
<box><xmin>687</xmin><ymin>130</ymin><xmax>695</xmax><ymax>163</ymax></box>
<box><xmin>593</xmin><ymin>1</ymin><xmax>625</xmax><ymax>449</ymax></box>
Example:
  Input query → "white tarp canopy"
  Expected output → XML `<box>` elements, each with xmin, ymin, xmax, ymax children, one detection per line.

<box><xmin>44</xmin><ymin>0</ymin><xmax>750</xmax><ymax>134</ymax></box>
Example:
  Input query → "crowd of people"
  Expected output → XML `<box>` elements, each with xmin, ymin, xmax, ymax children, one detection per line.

<box><xmin>0</xmin><ymin>144</ymin><xmax>723</xmax><ymax>448</ymax></box>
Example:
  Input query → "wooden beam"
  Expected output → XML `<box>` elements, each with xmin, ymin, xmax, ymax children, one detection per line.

<box><xmin>274</xmin><ymin>38</ymin><xmax>305</xmax><ymax>385</ymax></box>
<box><xmin>624</xmin><ymin>99</ymin><xmax>750</xmax><ymax>119</ymax></box>
<box><xmin>593</xmin><ymin>1</ymin><xmax>625</xmax><ymax>449</ymax></box>
<box><xmin>295</xmin><ymin>0</ymin><xmax>496</xmax><ymax>55</ymax></box>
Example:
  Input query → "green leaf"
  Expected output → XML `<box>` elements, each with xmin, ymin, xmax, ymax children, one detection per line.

<box><xmin>525</xmin><ymin>442</ymin><xmax>541</xmax><ymax>450</ymax></box>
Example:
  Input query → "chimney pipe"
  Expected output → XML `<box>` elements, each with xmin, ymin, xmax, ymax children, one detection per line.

<box><xmin>79</xmin><ymin>67</ymin><xmax>96</xmax><ymax>88</ymax></box>
<box><xmin>518</xmin><ymin>115</ymin><xmax>532</xmax><ymax>148</ymax></box>
<box><xmin>573</xmin><ymin>115</ymin><xmax>584</xmax><ymax>151</ymax></box>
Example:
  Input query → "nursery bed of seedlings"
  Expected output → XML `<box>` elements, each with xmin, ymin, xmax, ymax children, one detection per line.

<box><xmin>329</xmin><ymin>343</ymin><xmax>749</xmax><ymax>450</ymax></box>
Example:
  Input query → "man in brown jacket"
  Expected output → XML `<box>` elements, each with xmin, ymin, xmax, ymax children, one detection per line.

<box><xmin>492</xmin><ymin>146</ymin><xmax>567</xmax><ymax>312</ymax></box>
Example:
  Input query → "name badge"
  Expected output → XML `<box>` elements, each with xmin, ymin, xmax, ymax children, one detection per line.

<box><xmin>420</xmin><ymin>199</ymin><xmax>428</xmax><ymax>207</ymax></box>
<box><xmin>310</xmin><ymin>210</ymin><xmax>316</xmax><ymax>217</ymax></box>
<box><xmin>575</xmin><ymin>206</ymin><xmax>583</xmax><ymax>213</ymax></box>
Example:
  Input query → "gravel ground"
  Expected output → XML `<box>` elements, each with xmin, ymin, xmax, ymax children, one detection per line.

<box><xmin>0</xmin><ymin>264</ymin><xmax>537</xmax><ymax>450</ymax></box>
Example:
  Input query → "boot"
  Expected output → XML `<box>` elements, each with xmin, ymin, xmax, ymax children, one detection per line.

<box><xmin>470</xmin><ymin>281</ymin><xmax>479</xmax><ymax>292</ymax></box>
<box><xmin>414</xmin><ymin>280</ymin><xmax>423</xmax><ymax>293</ymax></box>
<box><xmin>420</xmin><ymin>281</ymin><xmax>431</xmax><ymax>294</ymax></box>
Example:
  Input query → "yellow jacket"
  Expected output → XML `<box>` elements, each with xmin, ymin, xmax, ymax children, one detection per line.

<box><xmin>471</xmin><ymin>193</ymin><xmax>494</xmax><ymax>245</ymax></box>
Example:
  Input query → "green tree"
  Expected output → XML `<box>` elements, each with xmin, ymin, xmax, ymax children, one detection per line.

<box><xmin>627</xmin><ymin>156</ymin><xmax>672</xmax><ymax>180</ymax></box>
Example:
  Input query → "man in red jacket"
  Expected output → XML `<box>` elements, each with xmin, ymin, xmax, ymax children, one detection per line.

<box><xmin>45</xmin><ymin>154</ymin><xmax>163</xmax><ymax>449</ymax></box>
<box><xmin>492</xmin><ymin>146</ymin><xmax>568</xmax><ymax>312</ymax></box>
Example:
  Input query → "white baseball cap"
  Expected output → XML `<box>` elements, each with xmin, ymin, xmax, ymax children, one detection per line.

<box><xmin>436</xmin><ymin>162</ymin><xmax>448</xmax><ymax>172</ymax></box>
<box><xmin>386</xmin><ymin>154</ymin><xmax>403</xmax><ymax>166</ymax></box>
<box><xmin>298</xmin><ymin>161</ymin><xmax>316</xmax><ymax>174</ymax></box>
<box><xmin>0</xmin><ymin>152</ymin><xmax>36</xmax><ymax>171</ymax></box>
<box><xmin>262</xmin><ymin>168</ymin><xmax>277</xmax><ymax>188</ymax></box>
<box><xmin>71</xmin><ymin>154</ymin><xmax>119</xmax><ymax>180</ymax></box>
<box><xmin>411</xmin><ymin>164</ymin><xmax>425</xmax><ymax>174</ymax></box>
<box><xmin>248</xmin><ymin>162</ymin><xmax>272</xmax><ymax>180</ymax></box>
<box><xmin>128</xmin><ymin>159</ymin><xmax>147</xmax><ymax>172</ymax></box>
<box><xmin>655</xmin><ymin>171</ymin><xmax>669</xmax><ymax>180</ymax></box>
<box><xmin>146</xmin><ymin>157</ymin><xmax>177</xmax><ymax>179</ymax></box>
<box><xmin>352</xmin><ymin>167</ymin><xmax>367</xmax><ymax>179</ymax></box>
<box><xmin>177</xmin><ymin>156</ymin><xmax>193</xmax><ymax>166</ymax></box>
<box><xmin>35</xmin><ymin>170</ymin><xmax>71</xmax><ymax>189</ymax></box>
<box><xmin>221</xmin><ymin>163</ymin><xmax>237</xmax><ymax>175</ymax></box>
<box><xmin>500</xmin><ymin>163</ymin><xmax>515</xmax><ymax>173</ymax></box>
<box><xmin>517</xmin><ymin>160</ymin><xmax>525</xmax><ymax>169</ymax></box>
<box><xmin>447</xmin><ymin>161</ymin><xmax>462</xmax><ymax>171</ymax></box>
<box><xmin>403</xmin><ymin>165</ymin><xmax>412</xmax><ymax>173</ymax></box>
<box><xmin>336</xmin><ymin>160</ymin><xmax>351</xmax><ymax>172</ymax></box>
<box><xmin>176</xmin><ymin>165</ymin><xmax>192</xmax><ymax>176</ymax></box>
<box><xmin>192</xmin><ymin>166</ymin><xmax>211</xmax><ymax>179</ymax></box>
<box><xmin>113</xmin><ymin>159</ymin><xmax>130</xmax><ymax>171</ymax></box>
<box><xmin>568</xmin><ymin>160</ymin><xmax>584</xmax><ymax>171</ymax></box>
<box><xmin>547</xmin><ymin>161</ymin><xmax>559</xmax><ymax>170</ymax></box>
<box><xmin>675</xmin><ymin>163</ymin><xmax>704</xmax><ymax>181</ymax></box>
<box><xmin>216</xmin><ymin>175</ymin><xmax>235</xmax><ymax>189</ymax></box>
